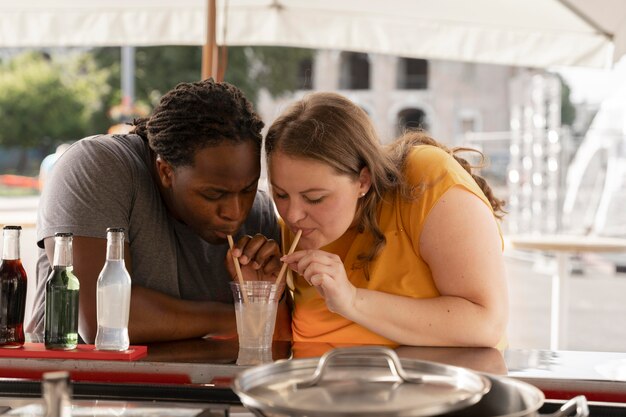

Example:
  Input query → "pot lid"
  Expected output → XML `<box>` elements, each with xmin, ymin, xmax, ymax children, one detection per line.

<box><xmin>233</xmin><ymin>346</ymin><xmax>491</xmax><ymax>417</ymax></box>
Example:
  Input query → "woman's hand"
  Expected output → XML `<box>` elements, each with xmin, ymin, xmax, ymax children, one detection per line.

<box><xmin>281</xmin><ymin>249</ymin><xmax>357</xmax><ymax>316</ymax></box>
<box><xmin>227</xmin><ymin>234</ymin><xmax>282</xmax><ymax>281</ymax></box>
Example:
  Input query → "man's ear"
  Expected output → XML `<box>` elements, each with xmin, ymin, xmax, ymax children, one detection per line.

<box><xmin>156</xmin><ymin>156</ymin><xmax>174</xmax><ymax>188</ymax></box>
<box><xmin>359</xmin><ymin>166</ymin><xmax>372</xmax><ymax>195</ymax></box>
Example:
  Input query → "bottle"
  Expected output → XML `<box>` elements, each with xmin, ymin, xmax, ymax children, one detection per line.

<box><xmin>44</xmin><ymin>232</ymin><xmax>79</xmax><ymax>350</ymax></box>
<box><xmin>95</xmin><ymin>228</ymin><xmax>131</xmax><ymax>351</ymax></box>
<box><xmin>0</xmin><ymin>225</ymin><xmax>28</xmax><ymax>348</ymax></box>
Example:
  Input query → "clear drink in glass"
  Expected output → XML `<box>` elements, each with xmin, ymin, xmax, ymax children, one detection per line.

<box><xmin>95</xmin><ymin>228</ymin><xmax>131</xmax><ymax>351</ymax></box>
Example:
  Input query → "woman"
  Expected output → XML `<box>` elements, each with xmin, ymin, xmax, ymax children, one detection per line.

<box><xmin>266</xmin><ymin>92</ymin><xmax>508</xmax><ymax>347</ymax></box>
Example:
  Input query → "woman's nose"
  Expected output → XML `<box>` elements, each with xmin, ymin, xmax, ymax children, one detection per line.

<box><xmin>284</xmin><ymin>200</ymin><xmax>306</xmax><ymax>224</ymax></box>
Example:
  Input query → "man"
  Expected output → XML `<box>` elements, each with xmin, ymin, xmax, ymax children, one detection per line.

<box><xmin>27</xmin><ymin>79</ymin><xmax>284</xmax><ymax>343</ymax></box>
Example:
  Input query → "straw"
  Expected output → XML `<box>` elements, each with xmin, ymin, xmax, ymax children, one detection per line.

<box><xmin>275</xmin><ymin>229</ymin><xmax>302</xmax><ymax>286</ymax></box>
<box><xmin>227</xmin><ymin>235</ymin><xmax>248</xmax><ymax>303</ymax></box>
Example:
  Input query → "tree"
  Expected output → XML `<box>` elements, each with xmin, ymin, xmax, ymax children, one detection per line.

<box><xmin>0</xmin><ymin>52</ymin><xmax>111</xmax><ymax>149</ymax></box>
<box><xmin>0</xmin><ymin>51</ymin><xmax>111</xmax><ymax>173</ymax></box>
<box><xmin>225</xmin><ymin>46</ymin><xmax>314</xmax><ymax>103</ymax></box>
<box><xmin>558</xmin><ymin>74</ymin><xmax>576</xmax><ymax>127</ymax></box>
<box><xmin>92</xmin><ymin>45</ymin><xmax>314</xmax><ymax>111</ymax></box>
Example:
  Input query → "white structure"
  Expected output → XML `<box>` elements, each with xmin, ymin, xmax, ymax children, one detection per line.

<box><xmin>258</xmin><ymin>51</ymin><xmax>513</xmax><ymax>146</ymax></box>
<box><xmin>562</xmin><ymin>71</ymin><xmax>626</xmax><ymax>238</ymax></box>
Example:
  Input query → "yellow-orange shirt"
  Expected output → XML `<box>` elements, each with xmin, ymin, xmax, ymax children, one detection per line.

<box><xmin>281</xmin><ymin>145</ymin><xmax>502</xmax><ymax>345</ymax></box>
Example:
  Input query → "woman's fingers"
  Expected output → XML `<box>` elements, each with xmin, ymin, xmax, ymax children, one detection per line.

<box><xmin>302</xmin><ymin>263</ymin><xmax>336</xmax><ymax>285</ymax></box>
<box><xmin>284</xmin><ymin>250</ymin><xmax>341</xmax><ymax>274</ymax></box>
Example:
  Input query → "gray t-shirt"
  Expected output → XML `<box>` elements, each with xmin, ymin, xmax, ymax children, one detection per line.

<box><xmin>27</xmin><ymin>134</ymin><xmax>279</xmax><ymax>335</ymax></box>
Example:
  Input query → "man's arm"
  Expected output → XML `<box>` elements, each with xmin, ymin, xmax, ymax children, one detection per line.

<box><xmin>127</xmin><ymin>286</ymin><xmax>235</xmax><ymax>343</ymax></box>
<box><xmin>44</xmin><ymin>236</ymin><xmax>236</xmax><ymax>343</ymax></box>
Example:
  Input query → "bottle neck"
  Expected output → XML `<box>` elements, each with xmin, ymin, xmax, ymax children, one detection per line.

<box><xmin>106</xmin><ymin>232</ymin><xmax>125</xmax><ymax>261</ymax></box>
<box><xmin>2</xmin><ymin>229</ymin><xmax>20</xmax><ymax>261</ymax></box>
<box><xmin>53</xmin><ymin>236</ymin><xmax>73</xmax><ymax>268</ymax></box>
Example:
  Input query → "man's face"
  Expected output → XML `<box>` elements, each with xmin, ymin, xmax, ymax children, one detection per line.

<box><xmin>160</xmin><ymin>141</ymin><xmax>260</xmax><ymax>244</ymax></box>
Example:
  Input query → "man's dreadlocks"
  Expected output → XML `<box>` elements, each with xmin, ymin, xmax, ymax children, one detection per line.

<box><xmin>133</xmin><ymin>79</ymin><xmax>264</xmax><ymax>167</ymax></box>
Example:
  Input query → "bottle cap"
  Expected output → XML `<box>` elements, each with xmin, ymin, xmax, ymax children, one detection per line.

<box><xmin>3</xmin><ymin>225</ymin><xmax>22</xmax><ymax>230</ymax></box>
<box><xmin>106</xmin><ymin>227</ymin><xmax>125</xmax><ymax>233</ymax></box>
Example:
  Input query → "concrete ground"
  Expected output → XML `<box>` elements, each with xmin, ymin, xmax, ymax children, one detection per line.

<box><xmin>2</xmin><ymin>196</ymin><xmax>625</xmax><ymax>352</ymax></box>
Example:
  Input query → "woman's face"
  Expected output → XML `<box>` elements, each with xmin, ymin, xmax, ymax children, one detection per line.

<box><xmin>158</xmin><ymin>141</ymin><xmax>260</xmax><ymax>244</ymax></box>
<box><xmin>269</xmin><ymin>151</ymin><xmax>370</xmax><ymax>249</ymax></box>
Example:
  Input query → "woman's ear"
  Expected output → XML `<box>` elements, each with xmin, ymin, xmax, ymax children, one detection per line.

<box><xmin>359</xmin><ymin>166</ymin><xmax>372</xmax><ymax>195</ymax></box>
<box><xmin>156</xmin><ymin>156</ymin><xmax>174</xmax><ymax>188</ymax></box>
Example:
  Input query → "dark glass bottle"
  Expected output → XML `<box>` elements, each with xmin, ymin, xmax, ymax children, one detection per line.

<box><xmin>0</xmin><ymin>225</ymin><xmax>28</xmax><ymax>348</ymax></box>
<box><xmin>45</xmin><ymin>232</ymin><xmax>79</xmax><ymax>350</ymax></box>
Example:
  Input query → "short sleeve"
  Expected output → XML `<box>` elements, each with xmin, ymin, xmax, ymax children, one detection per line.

<box><xmin>400</xmin><ymin>145</ymin><xmax>496</xmax><ymax>251</ymax></box>
<box><xmin>37</xmin><ymin>136</ymin><xmax>135</xmax><ymax>247</ymax></box>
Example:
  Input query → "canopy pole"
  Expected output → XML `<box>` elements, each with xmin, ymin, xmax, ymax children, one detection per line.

<box><xmin>555</xmin><ymin>0</ymin><xmax>613</xmax><ymax>40</ymax></box>
<box><xmin>201</xmin><ymin>0</ymin><xmax>218</xmax><ymax>80</ymax></box>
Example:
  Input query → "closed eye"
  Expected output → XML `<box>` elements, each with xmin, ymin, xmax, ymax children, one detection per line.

<box><xmin>202</xmin><ymin>192</ymin><xmax>224</xmax><ymax>201</ymax></box>
<box><xmin>304</xmin><ymin>196</ymin><xmax>324</xmax><ymax>204</ymax></box>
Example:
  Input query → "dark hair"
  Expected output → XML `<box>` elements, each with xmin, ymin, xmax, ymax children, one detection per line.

<box><xmin>132</xmin><ymin>79</ymin><xmax>264</xmax><ymax>167</ymax></box>
<box><xmin>266</xmin><ymin>92</ymin><xmax>505</xmax><ymax>275</ymax></box>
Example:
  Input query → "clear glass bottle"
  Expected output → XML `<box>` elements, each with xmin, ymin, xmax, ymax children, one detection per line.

<box><xmin>0</xmin><ymin>225</ymin><xmax>28</xmax><ymax>348</ymax></box>
<box><xmin>95</xmin><ymin>228</ymin><xmax>131</xmax><ymax>351</ymax></box>
<box><xmin>45</xmin><ymin>232</ymin><xmax>79</xmax><ymax>350</ymax></box>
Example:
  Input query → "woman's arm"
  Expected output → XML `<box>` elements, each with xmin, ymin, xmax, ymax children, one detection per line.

<box><xmin>347</xmin><ymin>186</ymin><xmax>508</xmax><ymax>346</ymax></box>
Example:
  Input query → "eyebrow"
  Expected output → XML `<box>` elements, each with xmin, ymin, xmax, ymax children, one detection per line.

<box><xmin>271</xmin><ymin>183</ymin><xmax>329</xmax><ymax>194</ymax></box>
<box><xmin>202</xmin><ymin>177</ymin><xmax>259</xmax><ymax>193</ymax></box>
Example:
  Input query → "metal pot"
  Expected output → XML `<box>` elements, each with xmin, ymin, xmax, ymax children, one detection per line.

<box><xmin>232</xmin><ymin>346</ymin><xmax>588</xmax><ymax>417</ymax></box>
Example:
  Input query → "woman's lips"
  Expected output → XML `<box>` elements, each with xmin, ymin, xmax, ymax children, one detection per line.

<box><xmin>296</xmin><ymin>228</ymin><xmax>315</xmax><ymax>237</ymax></box>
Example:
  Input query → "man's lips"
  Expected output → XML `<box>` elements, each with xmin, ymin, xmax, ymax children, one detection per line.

<box><xmin>214</xmin><ymin>229</ymin><xmax>238</xmax><ymax>239</ymax></box>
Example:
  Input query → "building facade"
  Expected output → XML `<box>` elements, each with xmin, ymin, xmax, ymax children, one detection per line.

<box><xmin>258</xmin><ymin>50</ymin><xmax>515</xmax><ymax>147</ymax></box>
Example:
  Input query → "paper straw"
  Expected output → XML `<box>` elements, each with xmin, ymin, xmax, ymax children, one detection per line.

<box><xmin>227</xmin><ymin>235</ymin><xmax>248</xmax><ymax>303</ymax></box>
<box><xmin>275</xmin><ymin>229</ymin><xmax>302</xmax><ymax>286</ymax></box>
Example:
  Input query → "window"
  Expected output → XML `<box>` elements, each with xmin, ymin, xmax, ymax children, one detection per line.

<box><xmin>461</xmin><ymin>116</ymin><xmax>477</xmax><ymax>134</ymax></box>
<box><xmin>397</xmin><ymin>58</ymin><xmax>428</xmax><ymax>89</ymax></box>
<box><xmin>397</xmin><ymin>108</ymin><xmax>428</xmax><ymax>135</ymax></box>
<box><xmin>297</xmin><ymin>58</ymin><xmax>313</xmax><ymax>90</ymax></box>
<box><xmin>339</xmin><ymin>52</ymin><xmax>370</xmax><ymax>90</ymax></box>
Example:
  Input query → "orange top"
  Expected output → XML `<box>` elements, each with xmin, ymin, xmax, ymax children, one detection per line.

<box><xmin>281</xmin><ymin>145</ymin><xmax>502</xmax><ymax>345</ymax></box>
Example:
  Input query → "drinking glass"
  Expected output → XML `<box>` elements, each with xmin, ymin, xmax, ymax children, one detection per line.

<box><xmin>230</xmin><ymin>281</ymin><xmax>284</xmax><ymax>349</ymax></box>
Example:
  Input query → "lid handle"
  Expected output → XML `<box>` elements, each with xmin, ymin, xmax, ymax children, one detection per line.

<box><xmin>296</xmin><ymin>346</ymin><xmax>424</xmax><ymax>389</ymax></box>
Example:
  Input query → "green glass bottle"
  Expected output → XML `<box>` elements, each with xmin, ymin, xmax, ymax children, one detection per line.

<box><xmin>44</xmin><ymin>232</ymin><xmax>79</xmax><ymax>350</ymax></box>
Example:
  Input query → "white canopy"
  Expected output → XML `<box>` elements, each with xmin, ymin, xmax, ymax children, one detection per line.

<box><xmin>2</xmin><ymin>0</ymin><xmax>626</xmax><ymax>69</ymax></box>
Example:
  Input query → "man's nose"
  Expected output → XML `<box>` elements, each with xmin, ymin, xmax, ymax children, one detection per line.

<box><xmin>218</xmin><ymin>194</ymin><xmax>244</xmax><ymax>221</ymax></box>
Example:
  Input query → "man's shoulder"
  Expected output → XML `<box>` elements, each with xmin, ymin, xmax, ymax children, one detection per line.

<box><xmin>60</xmin><ymin>134</ymin><xmax>149</xmax><ymax>175</ymax></box>
<box><xmin>73</xmin><ymin>133</ymin><xmax>145</xmax><ymax>155</ymax></box>
<box><xmin>243</xmin><ymin>189</ymin><xmax>279</xmax><ymax>239</ymax></box>
<box><xmin>253</xmin><ymin>188</ymin><xmax>273</xmax><ymax>206</ymax></box>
